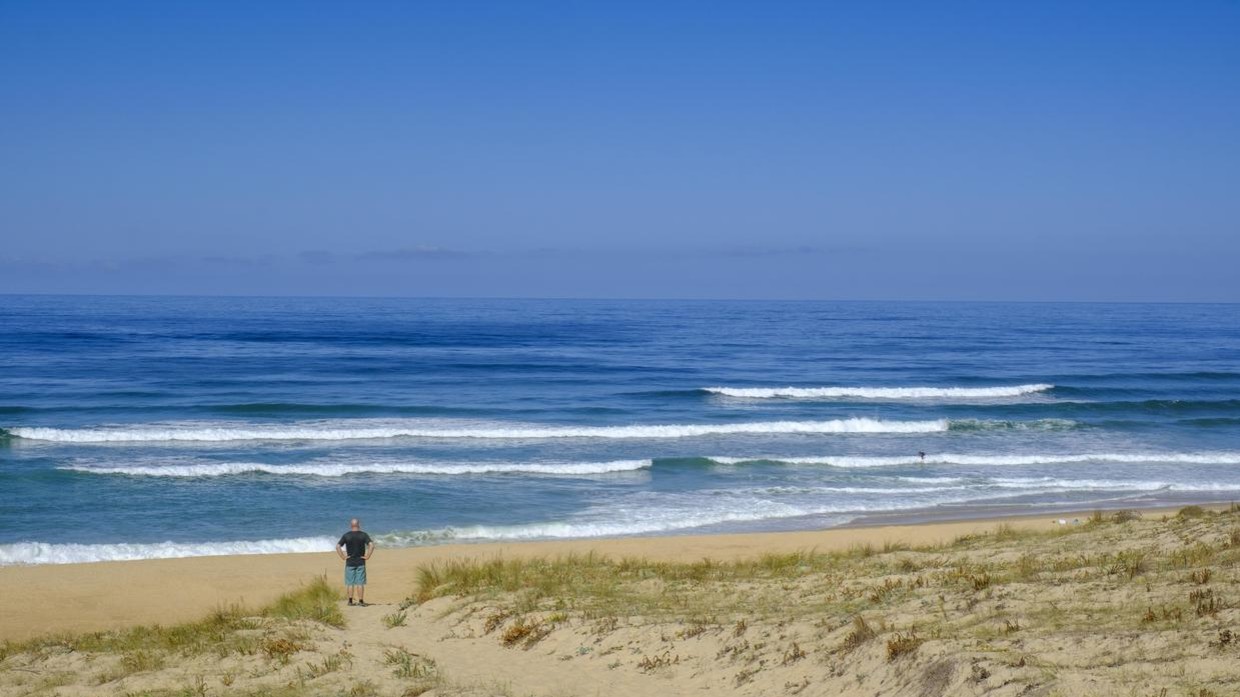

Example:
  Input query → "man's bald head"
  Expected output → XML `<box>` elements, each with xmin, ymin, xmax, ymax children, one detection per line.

<box><xmin>350</xmin><ymin>518</ymin><xmax>360</xmax><ymax>530</ymax></box>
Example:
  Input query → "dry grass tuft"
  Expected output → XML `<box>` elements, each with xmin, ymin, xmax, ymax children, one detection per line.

<box><xmin>781</xmin><ymin>641</ymin><xmax>807</xmax><ymax>665</ymax></box>
<box><xmin>500</xmin><ymin>618</ymin><xmax>551</xmax><ymax>648</ymax></box>
<box><xmin>1108</xmin><ymin>550</ymin><xmax>1147</xmax><ymax>579</ymax></box>
<box><xmin>885</xmin><ymin>631</ymin><xmax>922</xmax><ymax>661</ymax></box>
<box><xmin>868</xmin><ymin>577</ymin><xmax>903</xmax><ymax>603</ymax></box>
<box><xmin>637</xmin><ymin>650</ymin><xmax>680</xmax><ymax>672</ymax></box>
<box><xmin>969</xmin><ymin>572</ymin><xmax>993</xmax><ymax>591</ymax></box>
<box><xmin>1190</xmin><ymin>589</ymin><xmax>1222</xmax><ymax>617</ymax></box>
<box><xmin>261</xmin><ymin>636</ymin><xmax>305</xmax><ymax>664</ymax></box>
<box><xmin>1189</xmin><ymin>568</ymin><xmax>1212</xmax><ymax>585</ymax></box>
<box><xmin>678</xmin><ymin>618</ymin><xmax>714</xmax><ymax>639</ymax></box>
<box><xmin>840</xmin><ymin>616</ymin><xmax>876</xmax><ymax>653</ymax></box>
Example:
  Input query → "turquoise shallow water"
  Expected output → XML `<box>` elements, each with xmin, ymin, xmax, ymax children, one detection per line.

<box><xmin>1</xmin><ymin>296</ymin><xmax>1238</xmax><ymax>564</ymax></box>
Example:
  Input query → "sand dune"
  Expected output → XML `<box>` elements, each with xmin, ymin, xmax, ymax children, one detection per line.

<box><xmin>3</xmin><ymin>506</ymin><xmax>1239</xmax><ymax>696</ymax></box>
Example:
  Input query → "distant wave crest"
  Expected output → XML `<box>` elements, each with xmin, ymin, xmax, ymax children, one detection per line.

<box><xmin>708</xmin><ymin>451</ymin><xmax>1240</xmax><ymax>468</ymax></box>
<box><xmin>703</xmin><ymin>384</ymin><xmax>1054</xmax><ymax>400</ymax></box>
<box><xmin>61</xmin><ymin>459</ymin><xmax>652</xmax><ymax>478</ymax></box>
<box><xmin>7</xmin><ymin>417</ymin><xmax>949</xmax><ymax>443</ymax></box>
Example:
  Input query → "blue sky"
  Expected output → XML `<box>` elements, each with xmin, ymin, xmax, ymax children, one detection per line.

<box><xmin>2</xmin><ymin>1</ymin><xmax>1237</xmax><ymax>300</ymax></box>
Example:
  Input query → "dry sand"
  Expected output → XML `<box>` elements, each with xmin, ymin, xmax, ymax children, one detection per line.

<box><xmin>3</xmin><ymin>504</ymin><xmax>1239</xmax><ymax>697</ymax></box>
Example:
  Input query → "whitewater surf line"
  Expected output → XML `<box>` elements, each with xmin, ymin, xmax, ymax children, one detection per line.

<box><xmin>7</xmin><ymin>480</ymin><xmax>1237</xmax><ymax>565</ymax></box>
<box><xmin>4</xmin><ymin>417</ymin><xmax>949</xmax><ymax>443</ymax></box>
<box><xmin>703</xmin><ymin>384</ymin><xmax>1054</xmax><ymax>399</ymax></box>
<box><xmin>707</xmin><ymin>451</ymin><xmax>1240</xmax><ymax>468</ymax></box>
<box><xmin>60</xmin><ymin>459</ymin><xmax>653</xmax><ymax>478</ymax></box>
<box><xmin>0</xmin><ymin>537</ymin><xmax>335</xmax><ymax>566</ymax></box>
<box><xmin>987</xmin><ymin>477</ymin><xmax>1240</xmax><ymax>492</ymax></box>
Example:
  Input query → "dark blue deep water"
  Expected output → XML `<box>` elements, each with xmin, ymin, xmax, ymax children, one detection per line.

<box><xmin>2</xmin><ymin>296</ymin><xmax>1238</xmax><ymax>564</ymax></box>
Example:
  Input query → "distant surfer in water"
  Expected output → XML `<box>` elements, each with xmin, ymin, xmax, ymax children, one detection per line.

<box><xmin>918</xmin><ymin>451</ymin><xmax>926</xmax><ymax>463</ymax></box>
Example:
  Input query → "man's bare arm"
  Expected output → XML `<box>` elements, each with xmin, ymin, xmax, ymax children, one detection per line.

<box><xmin>363</xmin><ymin>541</ymin><xmax>375</xmax><ymax>561</ymax></box>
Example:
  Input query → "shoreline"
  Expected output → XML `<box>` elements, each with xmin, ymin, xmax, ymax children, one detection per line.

<box><xmin>2</xmin><ymin>501</ymin><xmax>1228</xmax><ymax>643</ymax></box>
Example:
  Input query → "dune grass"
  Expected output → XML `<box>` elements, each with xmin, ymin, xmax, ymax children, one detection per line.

<box><xmin>407</xmin><ymin>506</ymin><xmax>1240</xmax><ymax>643</ymax></box>
<box><xmin>390</xmin><ymin>505</ymin><xmax>1240</xmax><ymax>696</ymax></box>
<box><xmin>266</xmin><ymin>576</ymin><xmax>346</xmax><ymax>628</ymax></box>
<box><xmin>2</xmin><ymin>576</ymin><xmax>343</xmax><ymax>664</ymax></box>
<box><xmin>4</xmin><ymin>507</ymin><xmax>1238</xmax><ymax>696</ymax></box>
<box><xmin>410</xmin><ymin>545</ymin><xmax>887</xmax><ymax>610</ymax></box>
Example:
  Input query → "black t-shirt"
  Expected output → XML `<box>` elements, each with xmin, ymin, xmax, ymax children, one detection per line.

<box><xmin>338</xmin><ymin>530</ymin><xmax>372</xmax><ymax>567</ymax></box>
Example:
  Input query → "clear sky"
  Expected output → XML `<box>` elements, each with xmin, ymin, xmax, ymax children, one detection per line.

<box><xmin>2</xmin><ymin>1</ymin><xmax>1237</xmax><ymax>301</ymax></box>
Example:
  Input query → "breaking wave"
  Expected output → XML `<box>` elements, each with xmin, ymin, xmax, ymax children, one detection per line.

<box><xmin>60</xmin><ymin>459</ymin><xmax>652</xmax><ymax>478</ymax></box>
<box><xmin>703</xmin><ymin>384</ymin><xmax>1054</xmax><ymax>400</ymax></box>
<box><xmin>5</xmin><ymin>417</ymin><xmax>949</xmax><ymax>443</ymax></box>
<box><xmin>707</xmin><ymin>451</ymin><xmax>1240</xmax><ymax>468</ymax></box>
<box><xmin>8</xmin><ymin>472</ymin><xmax>1238</xmax><ymax>565</ymax></box>
<box><xmin>377</xmin><ymin>508</ymin><xmax>869</xmax><ymax>544</ymax></box>
<box><xmin>0</xmin><ymin>536</ymin><xmax>334</xmax><ymax>566</ymax></box>
<box><xmin>987</xmin><ymin>477</ymin><xmax>1240</xmax><ymax>492</ymax></box>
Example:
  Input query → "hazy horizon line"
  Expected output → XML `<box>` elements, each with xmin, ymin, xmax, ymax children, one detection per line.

<box><xmin>2</xmin><ymin>291</ymin><xmax>1234</xmax><ymax>306</ymax></box>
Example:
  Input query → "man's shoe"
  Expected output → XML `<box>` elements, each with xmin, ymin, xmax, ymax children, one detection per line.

<box><xmin>348</xmin><ymin>599</ymin><xmax>355</xmax><ymax>606</ymax></box>
<box><xmin>357</xmin><ymin>600</ymin><xmax>369</xmax><ymax>607</ymax></box>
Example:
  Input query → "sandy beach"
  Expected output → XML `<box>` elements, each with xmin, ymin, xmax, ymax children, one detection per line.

<box><xmin>4</xmin><ymin>503</ymin><xmax>1239</xmax><ymax>696</ymax></box>
<box><xmin>0</xmin><ymin>508</ymin><xmax>1123</xmax><ymax>643</ymax></box>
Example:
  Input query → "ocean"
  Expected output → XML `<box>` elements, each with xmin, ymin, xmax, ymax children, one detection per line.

<box><xmin>1</xmin><ymin>296</ymin><xmax>1238</xmax><ymax>565</ymax></box>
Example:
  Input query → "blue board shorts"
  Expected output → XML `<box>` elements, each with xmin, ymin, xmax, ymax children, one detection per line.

<box><xmin>344</xmin><ymin>565</ymin><xmax>367</xmax><ymax>586</ymax></box>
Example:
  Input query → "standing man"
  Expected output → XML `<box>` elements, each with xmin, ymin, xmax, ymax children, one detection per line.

<box><xmin>336</xmin><ymin>518</ymin><xmax>375</xmax><ymax>606</ymax></box>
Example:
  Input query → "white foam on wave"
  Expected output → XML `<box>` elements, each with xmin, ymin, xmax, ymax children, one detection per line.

<box><xmin>988</xmin><ymin>477</ymin><xmax>1240</xmax><ymax>492</ymax></box>
<box><xmin>10</xmin><ymin>417</ymin><xmax>948</xmax><ymax>443</ymax></box>
<box><xmin>12</xmin><ymin>473</ymin><xmax>1232</xmax><ymax>565</ymax></box>
<box><xmin>61</xmin><ymin>459</ymin><xmax>653</xmax><ymax>478</ymax></box>
<box><xmin>0</xmin><ymin>495</ymin><xmax>947</xmax><ymax>564</ymax></box>
<box><xmin>708</xmin><ymin>451</ymin><xmax>1240</xmax><ymax>468</ymax></box>
<box><xmin>893</xmin><ymin>476</ymin><xmax>968</xmax><ymax>484</ymax></box>
<box><xmin>748</xmin><ymin>485</ymin><xmax>968</xmax><ymax>495</ymax></box>
<box><xmin>704</xmin><ymin>384</ymin><xmax>1054</xmax><ymax>400</ymax></box>
<box><xmin>383</xmin><ymin>478</ymin><xmax>1009</xmax><ymax>545</ymax></box>
<box><xmin>0</xmin><ymin>536</ymin><xmax>334</xmax><ymax>566</ymax></box>
<box><xmin>379</xmin><ymin>504</ymin><xmax>889</xmax><ymax>544</ymax></box>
